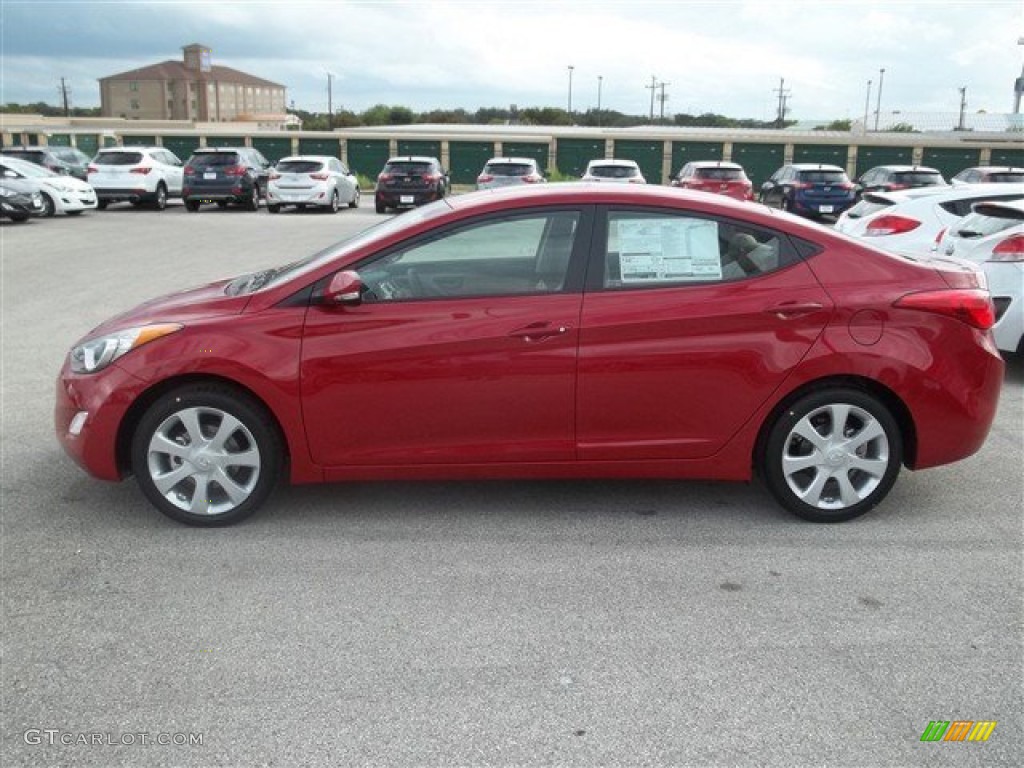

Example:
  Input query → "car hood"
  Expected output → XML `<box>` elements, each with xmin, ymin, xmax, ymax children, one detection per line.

<box><xmin>86</xmin><ymin>279</ymin><xmax>249</xmax><ymax>338</ymax></box>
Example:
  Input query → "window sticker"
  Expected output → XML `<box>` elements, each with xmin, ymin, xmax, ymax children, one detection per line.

<box><xmin>616</xmin><ymin>218</ymin><xmax>722</xmax><ymax>282</ymax></box>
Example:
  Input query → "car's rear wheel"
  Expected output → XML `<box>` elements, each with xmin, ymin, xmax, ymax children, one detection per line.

<box><xmin>349</xmin><ymin>187</ymin><xmax>361</xmax><ymax>209</ymax></box>
<box><xmin>153</xmin><ymin>183</ymin><xmax>167</xmax><ymax>211</ymax></box>
<box><xmin>246</xmin><ymin>184</ymin><xmax>260</xmax><ymax>211</ymax></box>
<box><xmin>185</xmin><ymin>200</ymin><xmax>200</xmax><ymax>212</ymax></box>
<box><xmin>327</xmin><ymin>189</ymin><xmax>339</xmax><ymax>213</ymax></box>
<box><xmin>96</xmin><ymin>200</ymin><xmax>108</xmax><ymax>210</ymax></box>
<box><xmin>780</xmin><ymin>197</ymin><xmax>791</xmax><ymax>212</ymax></box>
<box><xmin>267</xmin><ymin>203</ymin><xmax>281</xmax><ymax>214</ymax></box>
<box><xmin>375</xmin><ymin>197</ymin><xmax>387</xmax><ymax>214</ymax></box>
<box><xmin>761</xmin><ymin>388</ymin><xmax>902</xmax><ymax>523</ymax></box>
<box><xmin>131</xmin><ymin>384</ymin><xmax>281</xmax><ymax>526</ymax></box>
<box><xmin>40</xmin><ymin>192</ymin><xmax>56</xmax><ymax>218</ymax></box>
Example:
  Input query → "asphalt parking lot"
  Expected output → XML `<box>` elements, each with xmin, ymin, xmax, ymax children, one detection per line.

<box><xmin>2</xmin><ymin>199</ymin><xmax>1022</xmax><ymax>767</ymax></box>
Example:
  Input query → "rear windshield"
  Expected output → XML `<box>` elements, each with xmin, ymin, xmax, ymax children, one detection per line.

<box><xmin>952</xmin><ymin>210</ymin><xmax>1022</xmax><ymax>239</ymax></box>
<box><xmin>591</xmin><ymin>165</ymin><xmax>639</xmax><ymax>178</ymax></box>
<box><xmin>694</xmin><ymin>168</ymin><xmax>745</xmax><ymax>181</ymax></box>
<box><xmin>276</xmin><ymin>160</ymin><xmax>324</xmax><ymax>174</ymax></box>
<box><xmin>845</xmin><ymin>198</ymin><xmax>891</xmax><ymax>219</ymax></box>
<box><xmin>189</xmin><ymin>152</ymin><xmax>242</xmax><ymax>168</ymax></box>
<box><xmin>95</xmin><ymin>152</ymin><xmax>144</xmax><ymax>166</ymax></box>
<box><xmin>985</xmin><ymin>172</ymin><xmax>1024</xmax><ymax>183</ymax></box>
<box><xmin>892</xmin><ymin>171</ymin><xmax>944</xmax><ymax>185</ymax></box>
<box><xmin>3</xmin><ymin>150</ymin><xmax>46</xmax><ymax>162</ymax></box>
<box><xmin>384</xmin><ymin>162</ymin><xmax>433</xmax><ymax>174</ymax></box>
<box><xmin>797</xmin><ymin>170</ymin><xmax>848</xmax><ymax>183</ymax></box>
<box><xmin>484</xmin><ymin>163</ymin><xmax>534</xmax><ymax>176</ymax></box>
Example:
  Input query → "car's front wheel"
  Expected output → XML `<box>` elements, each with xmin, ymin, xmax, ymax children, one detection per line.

<box><xmin>761</xmin><ymin>388</ymin><xmax>902</xmax><ymax>523</ymax></box>
<box><xmin>40</xmin><ymin>192</ymin><xmax>56</xmax><ymax>217</ymax></box>
<box><xmin>131</xmin><ymin>384</ymin><xmax>282</xmax><ymax>526</ymax></box>
<box><xmin>349</xmin><ymin>187</ymin><xmax>361</xmax><ymax>209</ymax></box>
<box><xmin>153</xmin><ymin>183</ymin><xmax>168</xmax><ymax>211</ymax></box>
<box><xmin>327</xmin><ymin>189</ymin><xmax>339</xmax><ymax>213</ymax></box>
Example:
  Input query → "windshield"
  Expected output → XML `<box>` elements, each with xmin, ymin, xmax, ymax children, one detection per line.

<box><xmin>226</xmin><ymin>199</ymin><xmax>454</xmax><ymax>296</ymax></box>
<box><xmin>384</xmin><ymin>162</ymin><xmax>433</xmax><ymax>174</ymax></box>
<box><xmin>95</xmin><ymin>152</ymin><xmax>144</xmax><ymax>166</ymax></box>
<box><xmin>590</xmin><ymin>165</ymin><xmax>639</xmax><ymax>178</ymax></box>
<box><xmin>189</xmin><ymin>152</ymin><xmax>242</xmax><ymax>168</ymax></box>
<box><xmin>798</xmin><ymin>170</ymin><xmax>848</xmax><ymax>183</ymax></box>
<box><xmin>485</xmin><ymin>163</ymin><xmax>534</xmax><ymax>176</ymax></box>
<box><xmin>1</xmin><ymin>159</ymin><xmax>58</xmax><ymax>178</ymax></box>
<box><xmin>276</xmin><ymin>160</ymin><xmax>325</xmax><ymax>174</ymax></box>
<box><xmin>892</xmin><ymin>172</ymin><xmax>945</xmax><ymax>185</ymax></box>
<box><xmin>694</xmin><ymin>168</ymin><xmax>745</xmax><ymax>181</ymax></box>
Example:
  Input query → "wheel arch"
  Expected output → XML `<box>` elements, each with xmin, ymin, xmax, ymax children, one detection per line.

<box><xmin>752</xmin><ymin>374</ymin><xmax>918</xmax><ymax>475</ymax></box>
<box><xmin>115</xmin><ymin>373</ymin><xmax>291</xmax><ymax>478</ymax></box>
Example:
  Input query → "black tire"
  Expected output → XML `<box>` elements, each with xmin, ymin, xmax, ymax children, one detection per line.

<box><xmin>375</xmin><ymin>197</ymin><xmax>387</xmax><ymax>214</ymax></box>
<box><xmin>96</xmin><ymin>200</ymin><xmax>108</xmax><ymax>210</ymax></box>
<box><xmin>40</xmin><ymin>192</ymin><xmax>56</xmax><ymax>218</ymax></box>
<box><xmin>131</xmin><ymin>383</ymin><xmax>282</xmax><ymax>527</ymax></box>
<box><xmin>246</xmin><ymin>184</ymin><xmax>260</xmax><ymax>211</ymax></box>
<box><xmin>185</xmin><ymin>199</ymin><xmax>200</xmax><ymax>212</ymax></box>
<box><xmin>761</xmin><ymin>388</ymin><xmax>902</xmax><ymax>523</ymax></box>
<box><xmin>66</xmin><ymin>210</ymin><xmax>84</xmax><ymax>216</ymax></box>
<box><xmin>267</xmin><ymin>203</ymin><xmax>281</xmax><ymax>214</ymax></box>
<box><xmin>153</xmin><ymin>183</ymin><xmax>168</xmax><ymax>211</ymax></box>
<box><xmin>327</xmin><ymin>189</ymin><xmax>339</xmax><ymax>213</ymax></box>
<box><xmin>216</xmin><ymin>201</ymin><xmax>228</xmax><ymax>209</ymax></box>
<box><xmin>348</xmin><ymin>187</ymin><xmax>360</xmax><ymax>209</ymax></box>
<box><xmin>780</xmin><ymin>196</ymin><xmax>791</xmax><ymax>212</ymax></box>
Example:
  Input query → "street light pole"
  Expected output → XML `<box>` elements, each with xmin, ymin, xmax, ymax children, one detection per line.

<box><xmin>863</xmin><ymin>79</ymin><xmax>872</xmax><ymax>133</ymax></box>
<box><xmin>597</xmin><ymin>75</ymin><xmax>603</xmax><ymax>127</ymax></box>
<box><xmin>567</xmin><ymin>65</ymin><xmax>575</xmax><ymax>120</ymax></box>
<box><xmin>874</xmin><ymin>67</ymin><xmax>885</xmax><ymax>131</ymax></box>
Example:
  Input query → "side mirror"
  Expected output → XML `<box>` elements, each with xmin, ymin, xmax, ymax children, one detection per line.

<box><xmin>760</xmin><ymin>181</ymin><xmax>773</xmax><ymax>191</ymax></box>
<box><xmin>323</xmin><ymin>270</ymin><xmax>364</xmax><ymax>306</ymax></box>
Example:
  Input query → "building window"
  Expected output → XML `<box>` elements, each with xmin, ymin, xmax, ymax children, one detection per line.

<box><xmin>129</xmin><ymin>81</ymin><xmax>138</xmax><ymax>92</ymax></box>
<box><xmin>130</xmin><ymin>99</ymin><xmax>140</xmax><ymax>110</ymax></box>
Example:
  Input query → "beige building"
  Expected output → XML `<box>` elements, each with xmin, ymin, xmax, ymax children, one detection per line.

<box><xmin>99</xmin><ymin>44</ymin><xmax>286</xmax><ymax>122</ymax></box>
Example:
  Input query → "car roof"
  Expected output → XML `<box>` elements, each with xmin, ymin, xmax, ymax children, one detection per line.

<box><xmin>588</xmin><ymin>158</ymin><xmax>639</xmax><ymax>167</ymax></box>
<box><xmin>97</xmin><ymin>146</ymin><xmax>162</xmax><ymax>152</ymax></box>
<box><xmin>386</xmin><ymin>156</ymin><xmax>439</xmax><ymax>163</ymax></box>
<box><xmin>867</xmin><ymin>164</ymin><xmax>941</xmax><ymax>173</ymax></box>
<box><xmin>689</xmin><ymin>161</ymin><xmax>742</xmax><ymax>169</ymax></box>
<box><xmin>790</xmin><ymin>163</ymin><xmax>845</xmax><ymax>172</ymax></box>
<box><xmin>192</xmin><ymin>147</ymin><xmax>248</xmax><ymax>153</ymax></box>
<box><xmin>277</xmin><ymin>155</ymin><xmax>336</xmax><ymax>163</ymax></box>
<box><xmin>485</xmin><ymin>157</ymin><xmax>536</xmax><ymax>164</ymax></box>
<box><xmin>865</xmin><ymin>181</ymin><xmax>1024</xmax><ymax>206</ymax></box>
<box><xmin>960</xmin><ymin>166</ymin><xmax>1024</xmax><ymax>173</ymax></box>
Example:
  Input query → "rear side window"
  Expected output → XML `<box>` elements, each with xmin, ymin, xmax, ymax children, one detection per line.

<box><xmin>95</xmin><ymin>152</ymin><xmax>144</xmax><ymax>166</ymax></box>
<box><xmin>276</xmin><ymin>160</ymin><xmax>325</xmax><ymax>174</ymax></box>
<box><xmin>189</xmin><ymin>152</ymin><xmax>242</xmax><ymax>168</ymax></box>
<box><xmin>952</xmin><ymin>209</ymin><xmax>1022</xmax><ymax>238</ymax></box>
<box><xmin>602</xmin><ymin>210</ymin><xmax>797</xmax><ymax>288</ymax></box>
<box><xmin>695</xmin><ymin>168</ymin><xmax>745</xmax><ymax>181</ymax></box>
<box><xmin>591</xmin><ymin>165</ymin><xmax>640</xmax><ymax>179</ymax></box>
<box><xmin>485</xmin><ymin>163</ymin><xmax>534</xmax><ymax>176</ymax></box>
<box><xmin>797</xmin><ymin>170</ymin><xmax>848</xmax><ymax>183</ymax></box>
<box><xmin>846</xmin><ymin>198</ymin><xmax>892</xmax><ymax>219</ymax></box>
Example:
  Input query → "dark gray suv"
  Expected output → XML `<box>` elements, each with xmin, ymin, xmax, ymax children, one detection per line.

<box><xmin>182</xmin><ymin>147</ymin><xmax>271</xmax><ymax>212</ymax></box>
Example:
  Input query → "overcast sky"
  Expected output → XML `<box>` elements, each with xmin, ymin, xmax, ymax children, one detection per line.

<box><xmin>1</xmin><ymin>0</ymin><xmax>1022</xmax><ymax>121</ymax></box>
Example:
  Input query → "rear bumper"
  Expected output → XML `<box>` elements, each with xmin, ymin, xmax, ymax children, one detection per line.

<box><xmin>375</xmin><ymin>188</ymin><xmax>442</xmax><ymax>207</ymax></box>
<box><xmin>95</xmin><ymin>187</ymin><xmax>160</xmax><ymax>204</ymax></box>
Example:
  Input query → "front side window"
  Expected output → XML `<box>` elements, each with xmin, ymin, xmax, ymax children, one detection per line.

<box><xmin>602</xmin><ymin>211</ymin><xmax>793</xmax><ymax>289</ymax></box>
<box><xmin>356</xmin><ymin>211</ymin><xmax>581</xmax><ymax>302</ymax></box>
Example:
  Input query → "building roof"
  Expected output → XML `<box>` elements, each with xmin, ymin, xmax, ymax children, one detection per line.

<box><xmin>100</xmin><ymin>60</ymin><xmax>283</xmax><ymax>88</ymax></box>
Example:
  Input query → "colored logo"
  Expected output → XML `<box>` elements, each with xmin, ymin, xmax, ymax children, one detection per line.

<box><xmin>920</xmin><ymin>721</ymin><xmax>997</xmax><ymax>742</ymax></box>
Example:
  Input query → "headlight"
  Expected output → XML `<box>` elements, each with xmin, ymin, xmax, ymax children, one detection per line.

<box><xmin>69</xmin><ymin>323</ymin><xmax>183</xmax><ymax>374</ymax></box>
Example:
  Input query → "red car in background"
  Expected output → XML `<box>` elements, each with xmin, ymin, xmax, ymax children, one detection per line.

<box><xmin>671</xmin><ymin>161</ymin><xmax>754</xmax><ymax>201</ymax></box>
<box><xmin>56</xmin><ymin>185</ymin><xmax>1003</xmax><ymax>527</ymax></box>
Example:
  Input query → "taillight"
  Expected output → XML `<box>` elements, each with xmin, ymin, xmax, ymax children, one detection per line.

<box><xmin>477</xmin><ymin>174</ymin><xmax>493</xmax><ymax>183</ymax></box>
<box><xmin>522</xmin><ymin>175</ymin><xmax>540</xmax><ymax>183</ymax></box>
<box><xmin>793</xmin><ymin>182</ymin><xmax>813</xmax><ymax>190</ymax></box>
<box><xmin>934</xmin><ymin>227</ymin><xmax>947</xmax><ymax>245</ymax></box>
<box><xmin>269</xmin><ymin>172</ymin><xmax>281</xmax><ymax>180</ymax></box>
<box><xmin>378</xmin><ymin>173</ymin><xmax>391</xmax><ymax>182</ymax></box>
<box><xmin>989</xmin><ymin>234</ymin><xmax>1024</xmax><ymax>262</ymax></box>
<box><xmin>87</xmin><ymin>165</ymin><xmax>98</xmax><ymax>174</ymax></box>
<box><xmin>894</xmin><ymin>289</ymin><xmax>995</xmax><ymax>330</ymax></box>
<box><xmin>223</xmin><ymin>165</ymin><xmax>247</xmax><ymax>177</ymax></box>
<box><xmin>184</xmin><ymin>166</ymin><xmax>196</xmax><ymax>176</ymax></box>
<box><xmin>309</xmin><ymin>173</ymin><xmax>329</xmax><ymax>180</ymax></box>
<box><xmin>887</xmin><ymin>183</ymin><xmax>909</xmax><ymax>190</ymax></box>
<box><xmin>130</xmin><ymin>167</ymin><xmax>152</xmax><ymax>175</ymax></box>
<box><xmin>839</xmin><ymin>182</ymin><xmax>854</xmax><ymax>190</ymax></box>
<box><xmin>423</xmin><ymin>174</ymin><xmax>440</xmax><ymax>182</ymax></box>
<box><xmin>865</xmin><ymin>214</ymin><xmax>921</xmax><ymax>236</ymax></box>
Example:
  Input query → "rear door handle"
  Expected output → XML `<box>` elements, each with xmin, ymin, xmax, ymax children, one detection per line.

<box><xmin>765</xmin><ymin>302</ymin><xmax>825</xmax><ymax>319</ymax></box>
<box><xmin>509</xmin><ymin>323</ymin><xmax>570</xmax><ymax>342</ymax></box>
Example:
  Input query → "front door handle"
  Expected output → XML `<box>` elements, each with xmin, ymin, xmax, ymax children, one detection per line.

<box><xmin>509</xmin><ymin>322</ymin><xmax>570</xmax><ymax>342</ymax></box>
<box><xmin>765</xmin><ymin>301</ymin><xmax>825</xmax><ymax>319</ymax></box>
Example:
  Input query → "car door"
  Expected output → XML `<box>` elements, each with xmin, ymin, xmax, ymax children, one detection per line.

<box><xmin>300</xmin><ymin>207</ymin><xmax>592</xmax><ymax>468</ymax></box>
<box><xmin>333</xmin><ymin>159</ymin><xmax>354</xmax><ymax>201</ymax></box>
<box><xmin>761</xmin><ymin>168</ymin><xmax>786</xmax><ymax>206</ymax></box>
<box><xmin>576</xmin><ymin>206</ymin><xmax>833</xmax><ymax>461</ymax></box>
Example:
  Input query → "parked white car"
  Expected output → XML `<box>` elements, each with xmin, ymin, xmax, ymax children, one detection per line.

<box><xmin>581</xmin><ymin>159</ymin><xmax>646</xmax><ymax>184</ymax></box>
<box><xmin>88</xmin><ymin>147</ymin><xmax>184</xmax><ymax>211</ymax></box>
<box><xmin>476</xmin><ymin>157</ymin><xmax>546</xmax><ymax>190</ymax></box>
<box><xmin>0</xmin><ymin>156</ymin><xmax>97</xmax><ymax>216</ymax></box>
<box><xmin>267</xmin><ymin>155</ymin><xmax>360</xmax><ymax>213</ymax></box>
<box><xmin>933</xmin><ymin>199</ymin><xmax>1024</xmax><ymax>354</ymax></box>
<box><xmin>834</xmin><ymin>183</ymin><xmax>1024</xmax><ymax>257</ymax></box>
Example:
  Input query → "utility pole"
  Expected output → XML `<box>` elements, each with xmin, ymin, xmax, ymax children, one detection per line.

<box><xmin>326</xmin><ymin>71</ymin><xmax>334</xmax><ymax>130</ymax></box>
<box><xmin>863</xmin><ymin>79</ymin><xmax>872</xmax><ymax>133</ymax></box>
<box><xmin>645</xmin><ymin>75</ymin><xmax>657</xmax><ymax>123</ymax></box>
<box><xmin>597</xmin><ymin>75</ymin><xmax>603</xmax><ymax>127</ymax></box>
<box><xmin>567</xmin><ymin>65</ymin><xmax>574</xmax><ymax>119</ymax></box>
<box><xmin>874</xmin><ymin>67</ymin><xmax>885</xmax><ymax>131</ymax></box>
<box><xmin>958</xmin><ymin>86</ymin><xmax>968</xmax><ymax>130</ymax></box>
<box><xmin>57</xmin><ymin>78</ymin><xmax>71</xmax><ymax>117</ymax></box>
<box><xmin>657</xmin><ymin>81</ymin><xmax>670</xmax><ymax>122</ymax></box>
<box><xmin>773</xmin><ymin>78</ymin><xmax>791</xmax><ymax>126</ymax></box>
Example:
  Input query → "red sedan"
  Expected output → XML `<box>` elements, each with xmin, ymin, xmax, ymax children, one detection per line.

<box><xmin>56</xmin><ymin>185</ymin><xmax>1003</xmax><ymax>526</ymax></box>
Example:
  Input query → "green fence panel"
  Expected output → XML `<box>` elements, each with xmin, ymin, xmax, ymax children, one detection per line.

<box><xmin>122</xmin><ymin>135</ymin><xmax>157</xmax><ymax>146</ymax></box>
<box><xmin>854</xmin><ymin>145</ymin><xmax>914</xmax><ymax>178</ymax></box>
<box><xmin>27</xmin><ymin>133</ymin><xmax>43</xmax><ymax>145</ymax></box>
<box><xmin>613</xmin><ymin>140</ymin><xmax>664</xmax><ymax>184</ymax></box>
<box><xmin>793</xmin><ymin>144</ymin><xmax>850</xmax><ymax>167</ymax></box>
<box><xmin>298</xmin><ymin>137</ymin><xmax>341</xmax><ymax>157</ymax></box>
<box><xmin>162</xmin><ymin>136</ymin><xmax>201</xmax><ymax>162</ymax></box>
<box><xmin>670</xmin><ymin>141</ymin><xmax>724</xmax><ymax>175</ymax></box>
<box><xmin>397</xmin><ymin>140</ymin><xmax>441</xmax><ymax>158</ymax></box>
<box><xmin>252</xmin><ymin>137</ymin><xmax>293</xmax><ymax>163</ymax></box>
<box><xmin>555</xmin><ymin>138</ymin><xmax>605</xmax><ymax>177</ymax></box>
<box><xmin>990</xmin><ymin>146</ymin><xmax>1024</xmax><ymax>167</ymax></box>
<box><xmin>731</xmin><ymin>143</ymin><xmax>786</xmax><ymax>186</ymax></box>
<box><xmin>450</xmin><ymin>141</ymin><xmax>494</xmax><ymax>184</ymax></box>
<box><xmin>205</xmin><ymin>136</ymin><xmax>246</xmax><ymax>148</ymax></box>
<box><xmin>921</xmin><ymin>147</ymin><xmax>981</xmax><ymax>180</ymax></box>
<box><xmin>74</xmin><ymin>134</ymin><xmax>100</xmax><ymax>156</ymax></box>
<box><xmin>502</xmin><ymin>142</ymin><xmax>549</xmax><ymax>171</ymax></box>
<box><xmin>47</xmin><ymin>134</ymin><xmax>72</xmax><ymax>147</ymax></box>
<box><xmin>347</xmin><ymin>139</ymin><xmax>390</xmax><ymax>178</ymax></box>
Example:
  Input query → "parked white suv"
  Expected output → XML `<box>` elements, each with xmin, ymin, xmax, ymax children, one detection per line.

<box><xmin>88</xmin><ymin>147</ymin><xmax>184</xmax><ymax>211</ymax></box>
